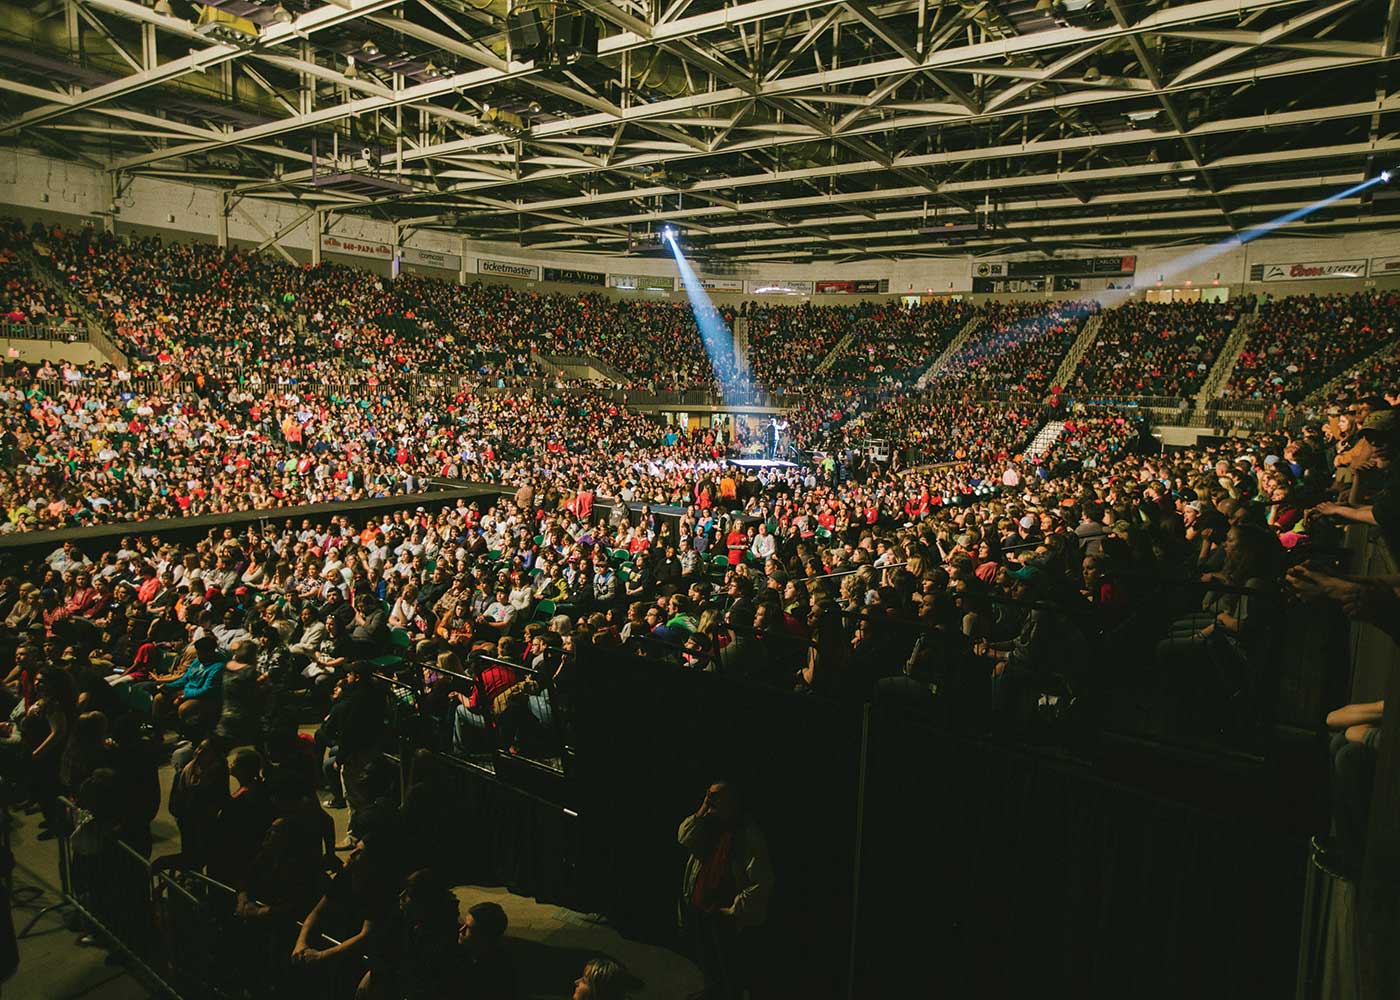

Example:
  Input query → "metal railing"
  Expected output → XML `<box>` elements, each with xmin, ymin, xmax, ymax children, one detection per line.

<box><xmin>1206</xmin><ymin>398</ymin><xmax>1270</xmax><ymax>412</ymax></box>
<box><xmin>41</xmin><ymin>796</ymin><xmax>365</xmax><ymax>1000</ymax></box>
<box><xmin>0</xmin><ymin>320</ymin><xmax>87</xmax><ymax>343</ymax></box>
<box><xmin>390</xmin><ymin>646</ymin><xmax>570</xmax><ymax>778</ymax></box>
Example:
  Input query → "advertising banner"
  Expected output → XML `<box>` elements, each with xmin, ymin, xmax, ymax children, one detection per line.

<box><xmin>1005</xmin><ymin>256</ymin><xmax>1136</xmax><ymax>278</ymax></box>
<box><xmin>815</xmin><ymin>279</ymin><xmax>890</xmax><ymax>294</ymax></box>
<box><xmin>698</xmin><ymin>277</ymin><xmax>744</xmax><ymax>291</ymax></box>
<box><xmin>971</xmin><ymin>276</ymin><xmax>1046</xmax><ymax>294</ymax></box>
<box><xmin>479</xmin><ymin>257</ymin><xmax>541</xmax><ymax>280</ymax></box>
<box><xmin>401</xmin><ymin>246</ymin><xmax>461</xmax><ymax>271</ymax></box>
<box><xmin>1370</xmin><ymin>255</ymin><xmax>1400</xmax><ymax>277</ymax></box>
<box><xmin>543</xmin><ymin>265</ymin><xmax>606</xmax><ymax>287</ymax></box>
<box><xmin>972</xmin><ymin>261</ymin><xmax>1006</xmax><ymax>278</ymax></box>
<box><xmin>608</xmin><ymin>273</ymin><xmax>675</xmax><ymax>291</ymax></box>
<box><xmin>1249</xmin><ymin>258</ymin><xmax>1369</xmax><ymax>282</ymax></box>
<box><xmin>320</xmin><ymin>234</ymin><xmax>394</xmax><ymax>261</ymax></box>
<box><xmin>745</xmin><ymin>279</ymin><xmax>814</xmax><ymax>295</ymax></box>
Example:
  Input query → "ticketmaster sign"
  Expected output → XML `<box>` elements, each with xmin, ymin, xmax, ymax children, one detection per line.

<box><xmin>478</xmin><ymin>258</ymin><xmax>541</xmax><ymax>280</ymax></box>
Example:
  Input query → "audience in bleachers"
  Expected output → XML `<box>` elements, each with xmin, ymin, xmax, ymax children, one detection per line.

<box><xmin>1073</xmin><ymin>299</ymin><xmax>1245</xmax><ymax>399</ymax></box>
<box><xmin>3</xmin><ymin>214</ymin><xmax>1399</xmax><ymax>1000</ymax></box>
<box><xmin>1036</xmin><ymin>408</ymin><xmax>1145</xmax><ymax>471</ymax></box>
<box><xmin>938</xmin><ymin>300</ymin><xmax>1098</xmax><ymax>398</ymax></box>
<box><xmin>1224</xmin><ymin>291</ymin><xmax>1400</xmax><ymax>401</ymax></box>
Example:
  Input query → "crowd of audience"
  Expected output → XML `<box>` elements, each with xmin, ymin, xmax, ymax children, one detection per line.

<box><xmin>1224</xmin><ymin>291</ymin><xmax>1400</xmax><ymax>401</ymax></box>
<box><xmin>0</xmin><ymin>220</ymin><xmax>81</xmax><ymax>333</ymax></box>
<box><xmin>937</xmin><ymin>299</ymin><xmax>1098</xmax><ymax>398</ymax></box>
<box><xmin>746</xmin><ymin>298</ymin><xmax>973</xmax><ymax>391</ymax></box>
<box><xmin>1329</xmin><ymin>345</ymin><xmax>1400</xmax><ymax>399</ymax></box>
<box><xmin>1035</xmin><ymin>408</ymin><xmax>1147</xmax><ymax>471</ymax></box>
<box><xmin>1072</xmin><ymin>299</ymin><xmax>1247</xmax><ymax>399</ymax></box>
<box><xmin>1</xmin><ymin>214</ymin><xmax>1398</xmax><ymax>997</ymax></box>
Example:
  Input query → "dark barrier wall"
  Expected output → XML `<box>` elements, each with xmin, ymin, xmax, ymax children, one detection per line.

<box><xmin>852</xmin><ymin>700</ymin><xmax>1306</xmax><ymax>1000</ymax></box>
<box><xmin>572</xmin><ymin>648</ymin><xmax>1310</xmax><ymax>1000</ymax></box>
<box><xmin>572</xmin><ymin>649</ymin><xmax>864</xmax><ymax>1000</ymax></box>
<box><xmin>0</xmin><ymin>484</ymin><xmax>505</xmax><ymax>563</ymax></box>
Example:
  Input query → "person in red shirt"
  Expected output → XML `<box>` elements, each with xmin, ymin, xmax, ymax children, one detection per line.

<box><xmin>135</xmin><ymin>565</ymin><xmax>162</xmax><ymax>604</ymax></box>
<box><xmin>725</xmin><ymin>524</ymin><xmax>746</xmax><ymax>567</ymax></box>
<box><xmin>65</xmin><ymin>571</ymin><xmax>102</xmax><ymax>618</ymax></box>
<box><xmin>451</xmin><ymin>639</ymin><xmax>521</xmax><ymax>754</ymax></box>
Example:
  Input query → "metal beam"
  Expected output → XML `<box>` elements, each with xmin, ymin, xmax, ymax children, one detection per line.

<box><xmin>259</xmin><ymin>14</ymin><xmax>1387</xmax><ymax>210</ymax></box>
<box><xmin>107</xmin><ymin>0</ymin><xmax>1319</xmax><ymax>173</ymax></box>
<box><xmin>512</xmin><ymin>167</ymin><xmax>1371</xmax><ymax>236</ymax></box>
<box><xmin>2</xmin><ymin>0</ymin><xmax>406</xmax><ymax>134</ymax></box>
<box><xmin>723</xmin><ymin>209</ymin><xmax>1400</xmax><ymax>259</ymax></box>
<box><xmin>379</xmin><ymin>87</ymin><xmax>1400</xmax><ymax>219</ymax></box>
<box><xmin>1169</xmin><ymin>0</ymin><xmax>1357</xmax><ymax>87</ymax></box>
<box><xmin>842</xmin><ymin>0</ymin><xmax>919</xmax><ymax>63</ymax></box>
<box><xmin>231</xmin><ymin>199</ymin><xmax>298</xmax><ymax>264</ymax></box>
<box><xmin>457</xmin><ymin>134</ymin><xmax>1400</xmax><ymax>247</ymax></box>
<box><xmin>255</xmin><ymin>206</ymin><xmax>319</xmax><ymax>253</ymax></box>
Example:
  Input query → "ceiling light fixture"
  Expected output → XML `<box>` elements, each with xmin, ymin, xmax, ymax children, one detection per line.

<box><xmin>1124</xmin><ymin>108</ymin><xmax>1161</xmax><ymax>122</ymax></box>
<box><xmin>360</xmin><ymin>40</ymin><xmax>380</xmax><ymax>58</ymax></box>
<box><xmin>151</xmin><ymin>0</ymin><xmax>175</xmax><ymax>14</ymax></box>
<box><xmin>344</xmin><ymin>54</ymin><xmax>358</xmax><ymax>78</ymax></box>
<box><xmin>1082</xmin><ymin>65</ymin><xmax>1101</xmax><ymax>82</ymax></box>
<box><xmin>269</xmin><ymin>4</ymin><xmax>292</xmax><ymax>24</ymax></box>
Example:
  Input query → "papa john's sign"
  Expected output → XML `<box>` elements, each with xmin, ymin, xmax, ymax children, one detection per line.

<box><xmin>1251</xmin><ymin>258</ymin><xmax>1369</xmax><ymax>283</ymax></box>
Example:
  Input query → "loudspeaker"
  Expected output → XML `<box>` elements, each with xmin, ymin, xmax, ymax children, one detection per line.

<box><xmin>507</xmin><ymin>8</ymin><xmax>546</xmax><ymax>62</ymax></box>
<box><xmin>553</xmin><ymin>11</ymin><xmax>598</xmax><ymax>63</ymax></box>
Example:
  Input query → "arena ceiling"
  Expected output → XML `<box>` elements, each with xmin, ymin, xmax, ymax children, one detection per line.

<box><xmin>0</xmin><ymin>0</ymin><xmax>1398</xmax><ymax>262</ymax></box>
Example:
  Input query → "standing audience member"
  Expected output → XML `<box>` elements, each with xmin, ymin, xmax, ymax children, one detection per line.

<box><xmin>678</xmin><ymin>781</ymin><xmax>774</xmax><ymax>1000</ymax></box>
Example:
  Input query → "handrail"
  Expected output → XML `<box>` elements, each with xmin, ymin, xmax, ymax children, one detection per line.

<box><xmin>0</xmin><ymin>320</ymin><xmax>86</xmax><ymax>342</ymax></box>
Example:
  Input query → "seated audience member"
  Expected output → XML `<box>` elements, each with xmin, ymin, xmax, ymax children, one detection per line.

<box><xmin>572</xmin><ymin>958</ymin><xmax>636</xmax><ymax>1000</ymax></box>
<box><xmin>459</xmin><ymin>901</ymin><xmax>518</xmax><ymax>1000</ymax></box>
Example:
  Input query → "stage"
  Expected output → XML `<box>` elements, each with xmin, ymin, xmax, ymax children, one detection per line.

<box><xmin>730</xmin><ymin>458</ymin><xmax>800</xmax><ymax>469</ymax></box>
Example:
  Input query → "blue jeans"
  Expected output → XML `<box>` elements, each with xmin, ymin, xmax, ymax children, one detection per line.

<box><xmin>452</xmin><ymin>702</ymin><xmax>489</xmax><ymax>755</ymax></box>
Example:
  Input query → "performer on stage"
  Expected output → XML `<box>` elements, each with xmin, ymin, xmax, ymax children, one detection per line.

<box><xmin>768</xmin><ymin>417</ymin><xmax>790</xmax><ymax>460</ymax></box>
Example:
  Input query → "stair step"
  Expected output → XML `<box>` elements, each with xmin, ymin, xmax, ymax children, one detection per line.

<box><xmin>1026</xmin><ymin>420</ymin><xmax>1067</xmax><ymax>460</ymax></box>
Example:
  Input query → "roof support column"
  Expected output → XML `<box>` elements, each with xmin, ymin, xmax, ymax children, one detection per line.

<box><xmin>311</xmin><ymin>210</ymin><xmax>324</xmax><ymax>265</ymax></box>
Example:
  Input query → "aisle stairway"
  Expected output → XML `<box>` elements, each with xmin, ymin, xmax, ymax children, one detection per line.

<box><xmin>919</xmin><ymin>314</ymin><xmax>982</xmax><ymax>387</ymax></box>
<box><xmin>1304</xmin><ymin>338</ymin><xmax>1400</xmax><ymax>406</ymax></box>
<box><xmin>15</xmin><ymin>245</ymin><xmax>129</xmax><ymax>366</ymax></box>
<box><xmin>1051</xmin><ymin>313</ymin><xmax>1103</xmax><ymax>389</ymax></box>
<box><xmin>1194</xmin><ymin>311</ymin><xmax>1258</xmax><ymax>411</ymax></box>
<box><xmin>536</xmin><ymin>352</ymin><xmax>633</xmax><ymax>385</ymax></box>
<box><xmin>1026</xmin><ymin>420</ymin><xmax>1067</xmax><ymax>460</ymax></box>
<box><xmin>815</xmin><ymin>330</ymin><xmax>856</xmax><ymax>374</ymax></box>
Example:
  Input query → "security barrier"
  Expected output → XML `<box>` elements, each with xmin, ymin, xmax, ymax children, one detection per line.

<box><xmin>47</xmin><ymin>798</ymin><xmax>364</xmax><ymax>1000</ymax></box>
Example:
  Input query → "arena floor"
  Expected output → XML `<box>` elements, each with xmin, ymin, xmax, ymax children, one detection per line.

<box><xmin>8</xmin><ymin>738</ymin><xmax>700</xmax><ymax>1000</ymax></box>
